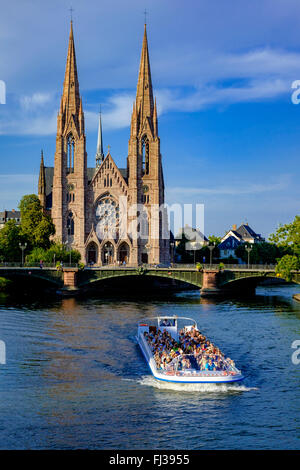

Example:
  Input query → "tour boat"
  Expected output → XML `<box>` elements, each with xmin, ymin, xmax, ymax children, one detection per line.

<box><xmin>137</xmin><ymin>316</ymin><xmax>244</xmax><ymax>383</ymax></box>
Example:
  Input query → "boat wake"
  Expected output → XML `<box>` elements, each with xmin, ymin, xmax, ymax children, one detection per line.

<box><xmin>137</xmin><ymin>375</ymin><xmax>258</xmax><ymax>393</ymax></box>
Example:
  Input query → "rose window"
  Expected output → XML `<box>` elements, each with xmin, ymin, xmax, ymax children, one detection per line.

<box><xmin>95</xmin><ymin>196</ymin><xmax>119</xmax><ymax>240</ymax></box>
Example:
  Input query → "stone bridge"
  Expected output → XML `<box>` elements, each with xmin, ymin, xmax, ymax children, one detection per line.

<box><xmin>0</xmin><ymin>265</ymin><xmax>299</xmax><ymax>296</ymax></box>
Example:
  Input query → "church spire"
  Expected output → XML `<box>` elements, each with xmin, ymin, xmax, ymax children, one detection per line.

<box><xmin>96</xmin><ymin>109</ymin><xmax>104</xmax><ymax>167</ymax></box>
<box><xmin>135</xmin><ymin>24</ymin><xmax>154</xmax><ymax>127</ymax></box>
<box><xmin>38</xmin><ymin>150</ymin><xmax>46</xmax><ymax>209</ymax></box>
<box><xmin>61</xmin><ymin>20</ymin><xmax>80</xmax><ymax>121</ymax></box>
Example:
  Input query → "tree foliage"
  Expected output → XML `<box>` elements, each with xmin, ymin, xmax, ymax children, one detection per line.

<box><xmin>175</xmin><ymin>233</ymin><xmax>220</xmax><ymax>263</ymax></box>
<box><xmin>269</xmin><ymin>215</ymin><xmax>300</xmax><ymax>256</ymax></box>
<box><xmin>0</xmin><ymin>220</ymin><xmax>24</xmax><ymax>261</ymax></box>
<box><xmin>235</xmin><ymin>241</ymin><xmax>287</xmax><ymax>264</ymax></box>
<box><xmin>208</xmin><ymin>235</ymin><xmax>222</xmax><ymax>245</ymax></box>
<box><xmin>19</xmin><ymin>194</ymin><xmax>55</xmax><ymax>250</ymax></box>
<box><xmin>0</xmin><ymin>195</ymin><xmax>57</xmax><ymax>262</ymax></box>
<box><xmin>26</xmin><ymin>243</ymin><xmax>81</xmax><ymax>264</ymax></box>
<box><xmin>275</xmin><ymin>255</ymin><xmax>300</xmax><ymax>282</ymax></box>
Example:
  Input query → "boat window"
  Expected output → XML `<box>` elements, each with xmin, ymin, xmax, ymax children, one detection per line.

<box><xmin>160</xmin><ymin>319</ymin><xmax>175</xmax><ymax>327</ymax></box>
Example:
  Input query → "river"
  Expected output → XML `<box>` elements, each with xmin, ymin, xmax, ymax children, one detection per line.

<box><xmin>0</xmin><ymin>284</ymin><xmax>299</xmax><ymax>449</ymax></box>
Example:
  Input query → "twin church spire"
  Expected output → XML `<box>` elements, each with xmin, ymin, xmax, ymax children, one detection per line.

<box><xmin>131</xmin><ymin>24</ymin><xmax>158</xmax><ymax>140</ymax></box>
<box><xmin>135</xmin><ymin>24</ymin><xmax>154</xmax><ymax>128</ymax></box>
<box><xmin>59</xmin><ymin>20</ymin><xmax>156</xmax><ymax>164</ymax></box>
<box><xmin>40</xmin><ymin>21</ymin><xmax>156</xmax><ymax>179</ymax></box>
<box><xmin>61</xmin><ymin>20</ymin><xmax>81</xmax><ymax>121</ymax></box>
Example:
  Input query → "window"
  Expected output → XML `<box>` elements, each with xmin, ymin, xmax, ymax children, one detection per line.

<box><xmin>67</xmin><ymin>134</ymin><xmax>75</xmax><ymax>172</ymax></box>
<box><xmin>67</xmin><ymin>212</ymin><xmax>74</xmax><ymax>236</ymax></box>
<box><xmin>142</xmin><ymin>135</ymin><xmax>149</xmax><ymax>175</ymax></box>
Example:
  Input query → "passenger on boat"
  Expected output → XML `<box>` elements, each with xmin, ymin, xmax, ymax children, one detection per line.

<box><xmin>144</xmin><ymin>324</ymin><xmax>236</xmax><ymax>373</ymax></box>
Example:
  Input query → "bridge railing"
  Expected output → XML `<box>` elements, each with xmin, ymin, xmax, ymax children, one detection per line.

<box><xmin>0</xmin><ymin>262</ymin><xmax>78</xmax><ymax>269</ymax></box>
<box><xmin>200</xmin><ymin>264</ymin><xmax>277</xmax><ymax>270</ymax></box>
<box><xmin>0</xmin><ymin>262</ymin><xmax>287</xmax><ymax>271</ymax></box>
<box><xmin>83</xmin><ymin>263</ymin><xmax>278</xmax><ymax>271</ymax></box>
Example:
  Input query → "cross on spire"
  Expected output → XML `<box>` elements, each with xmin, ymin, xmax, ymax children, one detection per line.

<box><xmin>69</xmin><ymin>6</ymin><xmax>74</xmax><ymax>21</ymax></box>
<box><xmin>144</xmin><ymin>8</ymin><xmax>147</xmax><ymax>25</ymax></box>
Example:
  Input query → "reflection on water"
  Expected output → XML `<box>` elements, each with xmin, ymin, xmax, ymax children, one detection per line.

<box><xmin>0</xmin><ymin>284</ymin><xmax>299</xmax><ymax>449</ymax></box>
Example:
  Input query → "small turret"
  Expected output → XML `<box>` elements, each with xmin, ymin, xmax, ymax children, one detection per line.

<box><xmin>38</xmin><ymin>150</ymin><xmax>46</xmax><ymax>209</ymax></box>
<box><xmin>95</xmin><ymin>109</ymin><xmax>104</xmax><ymax>167</ymax></box>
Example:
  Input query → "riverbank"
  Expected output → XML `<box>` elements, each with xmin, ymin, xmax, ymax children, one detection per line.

<box><xmin>293</xmin><ymin>293</ymin><xmax>300</xmax><ymax>302</ymax></box>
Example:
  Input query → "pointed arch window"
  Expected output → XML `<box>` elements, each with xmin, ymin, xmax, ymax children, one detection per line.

<box><xmin>142</xmin><ymin>135</ymin><xmax>149</xmax><ymax>175</ymax></box>
<box><xmin>67</xmin><ymin>211</ymin><xmax>75</xmax><ymax>236</ymax></box>
<box><xmin>67</xmin><ymin>134</ymin><xmax>75</xmax><ymax>173</ymax></box>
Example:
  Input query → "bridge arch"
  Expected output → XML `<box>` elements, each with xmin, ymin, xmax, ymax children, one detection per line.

<box><xmin>0</xmin><ymin>269</ymin><xmax>63</xmax><ymax>290</ymax></box>
<box><xmin>77</xmin><ymin>269</ymin><xmax>203</xmax><ymax>290</ymax></box>
<box><xmin>219</xmin><ymin>273</ymin><xmax>287</xmax><ymax>291</ymax></box>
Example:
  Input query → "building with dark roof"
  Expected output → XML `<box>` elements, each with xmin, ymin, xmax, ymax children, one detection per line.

<box><xmin>218</xmin><ymin>235</ymin><xmax>242</xmax><ymax>259</ymax></box>
<box><xmin>0</xmin><ymin>210</ymin><xmax>21</xmax><ymax>230</ymax></box>
<box><xmin>219</xmin><ymin>223</ymin><xmax>265</xmax><ymax>260</ymax></box>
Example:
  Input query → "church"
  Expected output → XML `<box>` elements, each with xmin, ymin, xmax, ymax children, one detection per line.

<box><xmin>38</xmin><ymin>21</ymin><xmax>170</xmax><ymax>266</ymax></box>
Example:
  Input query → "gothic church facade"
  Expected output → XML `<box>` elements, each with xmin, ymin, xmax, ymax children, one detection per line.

<box><xmin>38</xmin><ymin>21</ymin><xmax>170</xmax><ymax>266</ymax></box>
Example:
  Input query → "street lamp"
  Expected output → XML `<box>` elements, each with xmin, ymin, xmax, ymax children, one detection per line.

<box><xmin>208</xmin><ymin>242</ymin><xmax>215</xmax><ymax>266</ymax></box>
<box><xmin>170</xmin><ymin>241</ymin><xmax>175</xmax><ymax>266</ymax></box>
<box><xmin>19</xmin><ymin>242</ymin><xmax>27</xmax><ymax>266</ymax></box>
<box><xmin>245</xmin><ymin>244</ymin><xmax>253</xmax><ymax>268</ymax></box>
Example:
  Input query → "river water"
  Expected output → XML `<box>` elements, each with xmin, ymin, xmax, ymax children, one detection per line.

<box><xmin>0</xmin><ymin>284</ymin><xmax>299</xmax><ymax>450</ymax></box>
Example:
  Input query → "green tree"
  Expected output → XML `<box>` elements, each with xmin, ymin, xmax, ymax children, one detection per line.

<box><xmin>208</xmin><ymin>235</ymin><xmax>221</xmax><ymax>246</ymax></box>
<box><xmin>19</xmin><ymin>194</ymin><xmax>55</xmax><ymax>250</ymax></box>
<box><xmin>26</xmin><ymin>243</ymin><xmax>81</xmax><ymax>265</ymax></box>
<box><xmin>275</xmin><ymin>255</ymin><xmax>300</xmax><ymax>282</ymax></box>
<box><xmin>235</xmin><ymin>241</ymin><xmax>286</xmax><ymax>264</ymax></box>
<box><xmin>269</xmin><ymin>215</ymin><xmax>300</xmax><ymax>256</ymax></box>
<box><xmin>0</xmin><ymin>220</ymin><xmax>24</xmax><ymax>261</ymax></box>
<box><xmin>175</xmin><ymin>234</ymin><xmax>193</xmax><ymax>263</ymax></box>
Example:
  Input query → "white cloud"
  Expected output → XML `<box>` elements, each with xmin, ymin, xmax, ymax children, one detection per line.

<box><xmin>166</xmin><ymin>175</ymin><xmax>290</xmax><ymax>198</ymax></box>
<box><xmin>0</xmin><ymin>111</ymin><xmax>57</xmax><ymax>136</ymax></box>
<box><xmin>86</xmin><ymin>93</ymin><xmax>135</xmax><ymax>131</ymax></box>
<box><xmin>20</xmin><ymin>92</ymin><xmax>52</xmax><ymax>110</ymax></box>
<box><xmin>1</xmin><ymin>42</ymin><xmax>300</xmax><ymax>137</ymax></box>
<box><xmin>0</xmin><ymin>89</ymin><xmax>58</xmax><ymax>136</ymax></box>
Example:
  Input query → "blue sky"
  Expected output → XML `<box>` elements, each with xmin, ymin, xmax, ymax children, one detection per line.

<box><xmin>0</xmin><ymin>0</ymin><xmax>299</xmax><ymax>238</ymax></box>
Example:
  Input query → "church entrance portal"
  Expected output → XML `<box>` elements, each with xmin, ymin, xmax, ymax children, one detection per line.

<box><xmin>118</xmin><ymin>242</ymin><xmax>130</xmax><ymax>265</ymax></box>
<box><xmin>141</xmin><ymin>253</ymin><xmax>148</xmax><ymax>264</ymax></box>
<box><xmin>87</xmin><ymin>242</ymin><xmax>98</xmax><ymax>265</ymax></box>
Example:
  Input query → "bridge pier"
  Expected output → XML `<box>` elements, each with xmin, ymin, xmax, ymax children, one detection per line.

<box><xmin>59</xmin><ymin>268</ymin><xmax>79</xmax><ymax>295</ymax></box>
<box><xmin>200</xmin><ymin>270</ymin><xmax>223</xmax><ymax>297</ymax></box>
